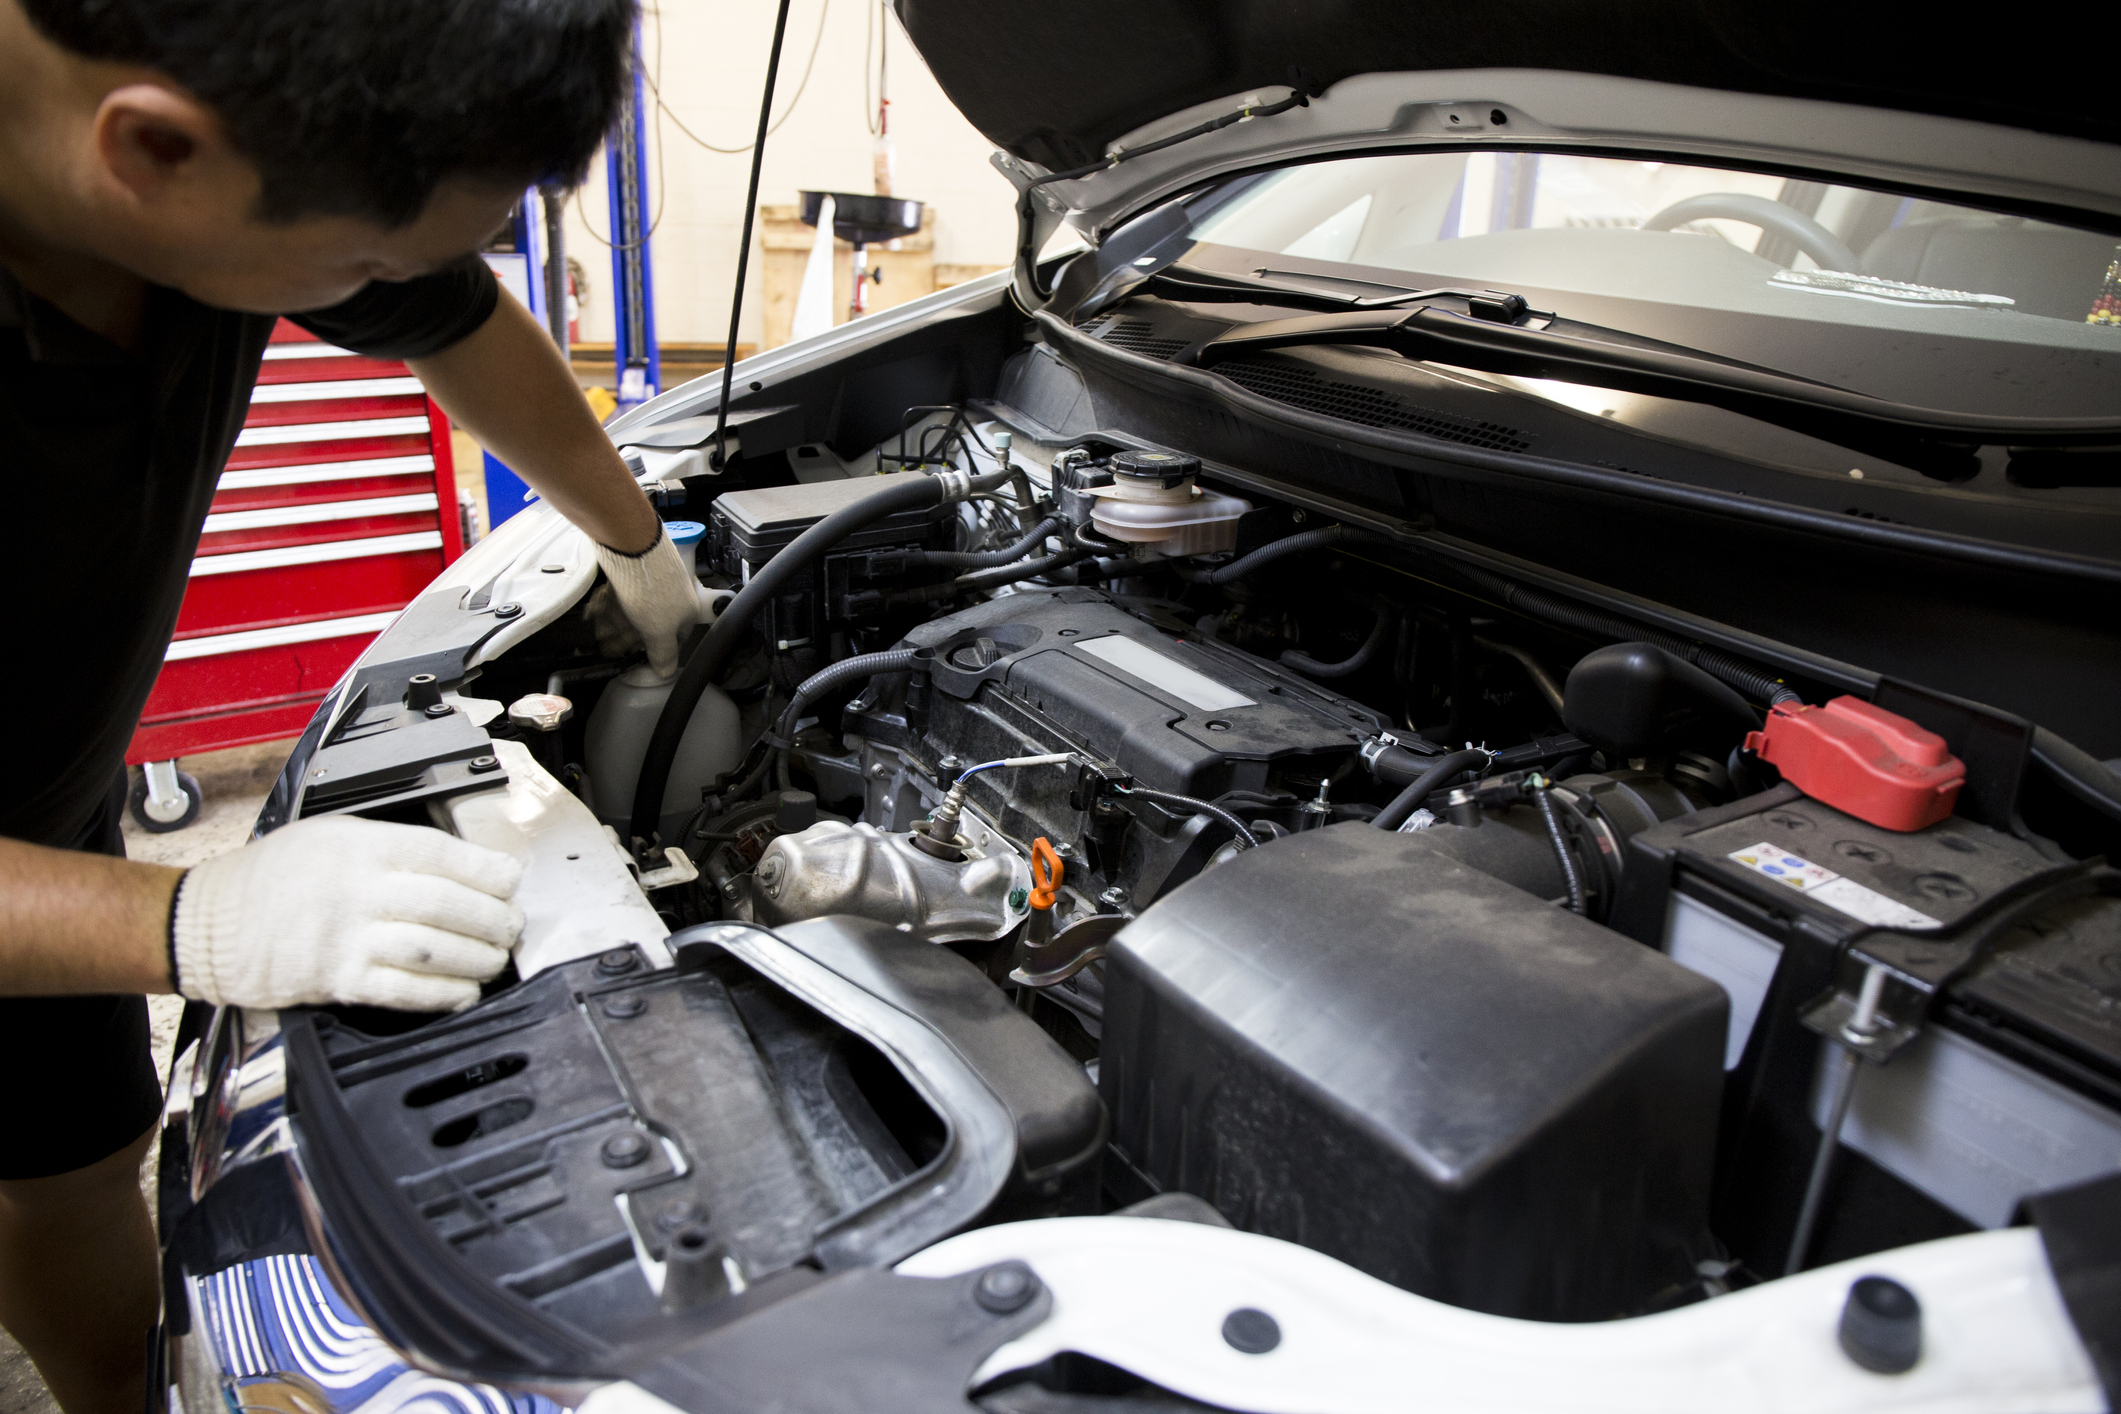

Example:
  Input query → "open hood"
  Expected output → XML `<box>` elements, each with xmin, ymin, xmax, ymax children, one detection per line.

<box><xmin>896</xmin><ymin>2</ymin><xmax>2121</xmax><ymax>237</ymax></box>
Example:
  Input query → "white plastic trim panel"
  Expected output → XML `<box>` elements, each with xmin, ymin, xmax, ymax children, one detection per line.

<box><xmin>188</xmin><ymin>532</ymin><xmax>442</xmax><ymax>576</ymax></box>
<box><xmin>890</xmin><ymin>1219</ymin><xmax>2100</xmax><ymax>1414</ymax></box>
<box><xmin>249</xmin><ymin>377</ymin><xmax>424</xmax><ymax>403</ymax></box>
<box><xmin>439</xmin><ymin>739</ymin><xmax>674</xmax><ymax>977</ymax></box>
<box><xmin>422</xmin><ymin>501</ymin><xmax>600</xmax><ymax>669</ymax></box>
<box><xmin>201</xmin><ymin>493</ymin><xmax>438</xmax><ymax>534</ymax></box>
<box><xmin>259</xmin><ymin>343</ymin><xmax>357</xmax><ymax>360</ymax></box>
<box><xmin>165</xmin><ymin>611</ymin><xmax>401</xmax><ymax>661</ymax></box>
<box><xmin>218</xmin><ymin>455</ymin><xmax>436</xmax><ymax>490</ymax></box>
<box><xmin>234</xmin><ymin>417</ymin><xmax>428</xmax><ymax>447</ymax></box>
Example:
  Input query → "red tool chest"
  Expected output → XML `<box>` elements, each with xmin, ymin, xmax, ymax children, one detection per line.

<box><xmin>126</xmin><ymin>320</ymin><xmax>465</xmax><ymax>771</ymax></box>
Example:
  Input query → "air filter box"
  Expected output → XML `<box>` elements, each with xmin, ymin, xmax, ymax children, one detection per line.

<box><xmin>1100</xmin><ymin>822</ymin><xmax>1727</xmax><ymax>1321</ymax></box>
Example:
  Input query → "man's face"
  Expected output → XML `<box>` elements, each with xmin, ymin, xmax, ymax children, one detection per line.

<box><xmin>115</xmin><ymin>165</ymin><xmax>523</xmax><ymax>313</ymax></box>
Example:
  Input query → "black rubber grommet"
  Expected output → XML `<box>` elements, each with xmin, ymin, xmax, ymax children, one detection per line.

<box><xmin>1839</xmin><ymin>1275</ymin><xmax>1922</xmax><ymax>1374</ymax></box>
<box><xmin>1222</xmin><ymin>1307</ymin><xmax>1281</xmax><ymax>1354</ymax></box>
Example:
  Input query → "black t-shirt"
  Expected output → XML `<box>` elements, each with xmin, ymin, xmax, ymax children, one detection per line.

<box><xmin>0</xmin><ymin>257</ymin><xmax>497</xmax><ymax>849</ymax></box>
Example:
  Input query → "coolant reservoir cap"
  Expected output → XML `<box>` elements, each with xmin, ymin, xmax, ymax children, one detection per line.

<box><xmin>1109</xmin><ymin>449</ymin><xmax>1199</xmax><ymax>489</ymax></box>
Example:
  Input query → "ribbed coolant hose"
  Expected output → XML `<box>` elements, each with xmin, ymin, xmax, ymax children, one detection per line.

<box><xmin>628</xmin><ymin>470</ymin><xmax>1010</xmax><ymax>844</ymax></box>
<box><xmin>1373</xmin><ymin>748</ymin><xmax>1492</xmax><ymax>831</ymax></box>
<box><xmin>772</xmin><ymin>649</ymin><xmax>921</xmax><ymax>745</ymax></box>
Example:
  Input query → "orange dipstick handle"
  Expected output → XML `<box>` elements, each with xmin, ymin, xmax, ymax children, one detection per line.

<box><xmin>1029</xmin><ymin>837</ymin><xmax>1063</xmax><ymax>911</ymax></box>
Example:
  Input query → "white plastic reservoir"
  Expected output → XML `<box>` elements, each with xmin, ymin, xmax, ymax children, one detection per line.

<box><xmin>584</xmin><ymin>666</ymin><xmax>742</xmax><ymax>835</ymax></box>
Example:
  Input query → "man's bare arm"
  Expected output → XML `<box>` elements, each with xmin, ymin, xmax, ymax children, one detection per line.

<box><xmin>0</xmin><ymin>840</ymin><xmax>177</xmax><ymax>996</ymax></box>
<box><xmin>407</xmin><ymin>291</ymin><xmax>661</xmax><ymax>554</ymax></box>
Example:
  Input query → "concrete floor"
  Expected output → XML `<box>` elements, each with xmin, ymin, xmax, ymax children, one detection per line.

<box><xmin>0</xmin><ymin>740</ymin><xmax>293</xmax><ymax>1414</ymax></box>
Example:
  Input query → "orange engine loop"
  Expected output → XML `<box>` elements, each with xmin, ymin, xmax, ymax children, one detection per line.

<box><xmin>1029</xmin><ymin>837</ymin><xmax>1063</xmax><ymax>911</ymax></box>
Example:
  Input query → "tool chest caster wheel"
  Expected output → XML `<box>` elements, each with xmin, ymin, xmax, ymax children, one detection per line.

<box><xmin>130</xmin><ymin>760</ymin><xmax>202</xmax><ymax>833</ymax></box>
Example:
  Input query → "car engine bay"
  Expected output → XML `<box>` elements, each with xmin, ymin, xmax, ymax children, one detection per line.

<box><xmin>171</xmin><ymin>369</ymin><xmax>2121</xmax><ymax>1392</ymax></box>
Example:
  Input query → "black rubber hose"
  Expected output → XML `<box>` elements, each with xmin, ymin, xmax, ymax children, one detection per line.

<box><xmin>772</xmin><ymin>649</ymin><xmax>920</xmax><ymax>744</ymax></box>
<box><xmin>887</xmin><ymin>546</ymin><xmax>1092</xmax><ymax>606</ymax></box>
<box><xmin>1282</xmin><ymin>602</ymin><xmax>1396</xmax><ymax>679</ymax></box>
<box><xmin>915</xmin><ymin>517</ymin><xmax>1060</xmax><ymax>569</ymax></box>
<box><xmin>630</xmin><ymin>471</ymin><xmax>1005</xmax><ymax>844</ymax></box>
<box><xmin>1188</xmin><ymin>525</ymin><xmax>1392</xmax><ymax>585</ymax></box>
<box><xmin>1373</xmin><ymin>748</ymin><xmax>1491</xmax><ymax>831</ymax></box>
<box><xmin>1534</xmin><ymin>786</ymin><xmax>1587</xmax><ymax>914</ymax></box>
<box><xmin>1451</xmin><ymin>562</ymin><xmax>1802</xmax><ymax>707</ymax></box>
<box><xmin>1116</xmin><ymin>786</ymin><xmax>1260</xmax><ymax>848</ymax></box>
<box><xmin>1365</xmin><ymin>741</ymin><xmax>1445</xmax><ymax>787</ymax></box>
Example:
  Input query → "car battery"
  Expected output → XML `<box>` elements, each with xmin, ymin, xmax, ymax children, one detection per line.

<box><xmin>1612</xmin><ymin>780</ymin><xmax>2121</xmax><ymax>1263</ymax></box>
<box><xmin>705</xmin><ymin>473</ymin><xmax>957</xmax><ymax>658</ymax></box>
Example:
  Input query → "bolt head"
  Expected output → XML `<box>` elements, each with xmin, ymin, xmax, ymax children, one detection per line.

<box><xmin>468</xmin><ymin>754</ymin><xmax>499</xmax><ymax>773</ymax></box>
<box><xmin>596</xmin><ymin>948</ymin><xmax>639</xmax><ymax>977</ymax></box>
<box><xmin>974</xmin><ymin>1262</ymin><xmax>1038</xmax><ymax>1313</ymax></box>
<box><xmin>601</xmin><ymin>1132</ymin><xmax>651</xmax><ymax>1169</ymax></box>
<box><xmin>494</xmin><ymin>601</ymin><xmax>524</xmax><ymax>620</ymax></box>
<box><xmin>602</xmin><ymin>994</ymin><xmax>646</xmax><ymax>1019</ymax></box>
<box><xmin>1100</xmin><ymin>887</ymin><xmax>1129</xmax><ymax>906</ymax></box>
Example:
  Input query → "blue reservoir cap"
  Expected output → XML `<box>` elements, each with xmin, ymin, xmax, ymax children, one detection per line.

<box><xmin>665</xmin><ymin>520</ymin><xmax>707</xmax><ymax>545</ymax></box>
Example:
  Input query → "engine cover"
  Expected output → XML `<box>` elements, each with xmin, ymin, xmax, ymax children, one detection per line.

<box><xmin>849</xmin><ymin>589</ymin><xmax>1387</xmax><ymax>901</ymax></box>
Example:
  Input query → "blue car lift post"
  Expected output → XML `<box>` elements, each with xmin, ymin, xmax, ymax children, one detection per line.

<box><xmin>486</xmin><ymin>26</ymin><xmax>658</xmax><ymax>529</ymax></box>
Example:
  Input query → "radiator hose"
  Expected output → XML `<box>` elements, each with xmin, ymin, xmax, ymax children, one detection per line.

<box><xmin>629</xmin><ymin>470</ymin><xmax>1009</xmax><ymax>845</ymax></box>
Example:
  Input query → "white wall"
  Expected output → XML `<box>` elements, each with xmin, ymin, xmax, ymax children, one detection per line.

<box><xmin>562</xmin><ymin>0</ymin><xmax>1018</xmax><ymax>347</ymax></box>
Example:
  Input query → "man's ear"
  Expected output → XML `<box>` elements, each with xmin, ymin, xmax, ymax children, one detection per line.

<box><xmin>92</xmin><ymin>83</ymin><xmax>232</xmax><ymax>202</ymax></box>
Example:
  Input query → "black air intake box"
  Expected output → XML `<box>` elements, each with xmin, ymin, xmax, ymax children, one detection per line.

<box><xmin>1100</xmin><ymin>822</ymin><xmax>1726</xmax><ymax>1321</ymax></box>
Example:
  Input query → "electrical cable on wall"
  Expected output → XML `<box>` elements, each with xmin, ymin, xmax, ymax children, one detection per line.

<box><xmin>646</xmin><ymin>0</ymin><xmax>829</xmax><ymax>154</ymax></box>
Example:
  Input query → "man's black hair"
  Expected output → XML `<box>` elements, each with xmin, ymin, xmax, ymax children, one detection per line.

<box><xmin>24</xmin><ymin>0</ymin><xmax>638</xmax><ymax>227</ymax></box>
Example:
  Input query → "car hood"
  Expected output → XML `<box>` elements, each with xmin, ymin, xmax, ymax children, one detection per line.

<box><xmin>895</xmin><ymin>1</ymin><xmax>2121</xmax><ymax>236</ymax></box>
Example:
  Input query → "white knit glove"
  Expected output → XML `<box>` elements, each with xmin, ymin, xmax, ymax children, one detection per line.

<box><xmin>594</xmin><ymin>527</ymin><xmax>698</xmax><ymax>678</ymax></box>
<box><xmin>171</xmin><ymin>815</ymin><xmax>524</xmax><ymax>1012</ymax></box>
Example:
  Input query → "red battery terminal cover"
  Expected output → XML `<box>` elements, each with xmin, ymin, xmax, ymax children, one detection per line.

<box><xmin>1744</xmin><ymin>697</ymin><xmax>1966</xmax><ymax>832</ymax></box>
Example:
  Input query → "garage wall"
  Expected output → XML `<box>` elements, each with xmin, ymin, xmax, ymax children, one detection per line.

<box><xmin>561</xmin><ymin>0</ymin><xmax>1018</xmax><ymax>347</ymax></box>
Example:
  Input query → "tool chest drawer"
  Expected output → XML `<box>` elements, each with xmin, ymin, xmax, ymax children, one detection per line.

<box><xmin>128</xmin><ymin>320</ymin><xmax>465</xmax><ymax>763</ymax></box>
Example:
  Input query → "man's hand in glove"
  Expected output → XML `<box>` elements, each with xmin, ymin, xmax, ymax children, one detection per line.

<box><xmin>594</xmin><ymin>526</ymin><xmax>698</xmax><ymax>678</ymax></box>
<box><xmin>170</xmin><ymin>815</ymin><xmax>524</xmax><ymax>1012</ymax></box>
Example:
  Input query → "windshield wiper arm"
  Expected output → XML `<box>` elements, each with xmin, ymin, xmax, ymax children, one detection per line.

<box><xmin>1147</xmin><ymin>263</ymin><xmax>1491</xmax><ymax>312</ymax></box>
<box><xmin>1184</xmin><ymin>306</ymin><xmax>2121</xmax><ymax>478</ymax></box>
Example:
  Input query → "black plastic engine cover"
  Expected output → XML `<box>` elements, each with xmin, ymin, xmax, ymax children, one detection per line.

<box><xmin>1100</xmin><ymin>822</ymin><xmax>1727</xmax><ymax>1321</ymax></box>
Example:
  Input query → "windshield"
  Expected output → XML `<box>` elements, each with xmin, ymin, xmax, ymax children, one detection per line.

<box><xmin>1176</xmin><ymin>153</ymin><xmax>2120</xmax><ymax>419</ymax></box>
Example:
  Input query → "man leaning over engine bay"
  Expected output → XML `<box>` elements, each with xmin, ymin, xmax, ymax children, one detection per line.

<box><xmin>0</xmin><ymin>1</ymin><xmax>695</xmax><ymax>1409</ymax></box>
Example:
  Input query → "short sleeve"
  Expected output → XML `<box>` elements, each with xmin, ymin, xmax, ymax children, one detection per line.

<box><xmin>289</xmin><ymin>255</ymin><xmax>499</xmax><ymax>360</ymax></box>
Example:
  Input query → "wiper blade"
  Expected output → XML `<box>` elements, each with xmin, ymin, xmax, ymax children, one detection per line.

<box><xmin>1184</xmin><ymin>305</ymin><xmax>2121</xmax><ymax>478</ymax></box>
<box><xmin>1148</xmin><ymin>262</ymin><xmax>1477</xmax><ymax>311</ymax></box>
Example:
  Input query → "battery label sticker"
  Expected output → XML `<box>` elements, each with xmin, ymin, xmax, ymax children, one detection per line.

<box><xmin>1726</xmin><ymin>842</ymin><xmax>1941</xmax><ymax>931</ymax></box>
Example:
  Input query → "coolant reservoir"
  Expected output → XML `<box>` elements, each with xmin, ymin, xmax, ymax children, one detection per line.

<box><xmin>1088</xmin><ymin>449</ymin><xmax>1249</xmax><ymax>555</ymax></box>
<box><xmin>584</xmin><ymin>666</ymin><xmax>742</xmax><ymax>835</ymax></box>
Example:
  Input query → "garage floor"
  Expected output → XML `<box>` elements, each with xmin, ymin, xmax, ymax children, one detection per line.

<box><xmin>0</xmin><ymin>740</ymin><xmax>292</xmax><ymax>1414</ymax></box>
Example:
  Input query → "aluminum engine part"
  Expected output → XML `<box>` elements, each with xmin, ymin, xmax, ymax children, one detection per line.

<box><xmin>744</xmin><ymin>813</ymin><xmax>1031</xmax><ymax>943</ymax></box>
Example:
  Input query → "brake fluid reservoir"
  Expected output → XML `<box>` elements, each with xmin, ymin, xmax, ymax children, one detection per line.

<box><xmin>584</xmin><ymin>666</ymin><xmax>742</xmax><ymax>833</ymax></box>
<box><xmin>1088</xmin><ymin>449</ymin><xmax>1249</xmax><ymax>555</ymax></box>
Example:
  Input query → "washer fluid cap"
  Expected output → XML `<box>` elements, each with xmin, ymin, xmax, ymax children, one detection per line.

<box><xmin>1109</xmin><ymin>449</ymin><xmax>1199</xmax><ymax>490</ymax></box>
<box><xmin>664</xmin><ymin>520</ymin><xmax>707</xmax><ymax>545</ymax></box>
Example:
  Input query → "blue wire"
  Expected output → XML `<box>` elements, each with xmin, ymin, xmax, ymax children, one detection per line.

<box><xmin>955</xmin><ymin>760</ymin><xmax>1012</xmax><ymax>784</ymax></box>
